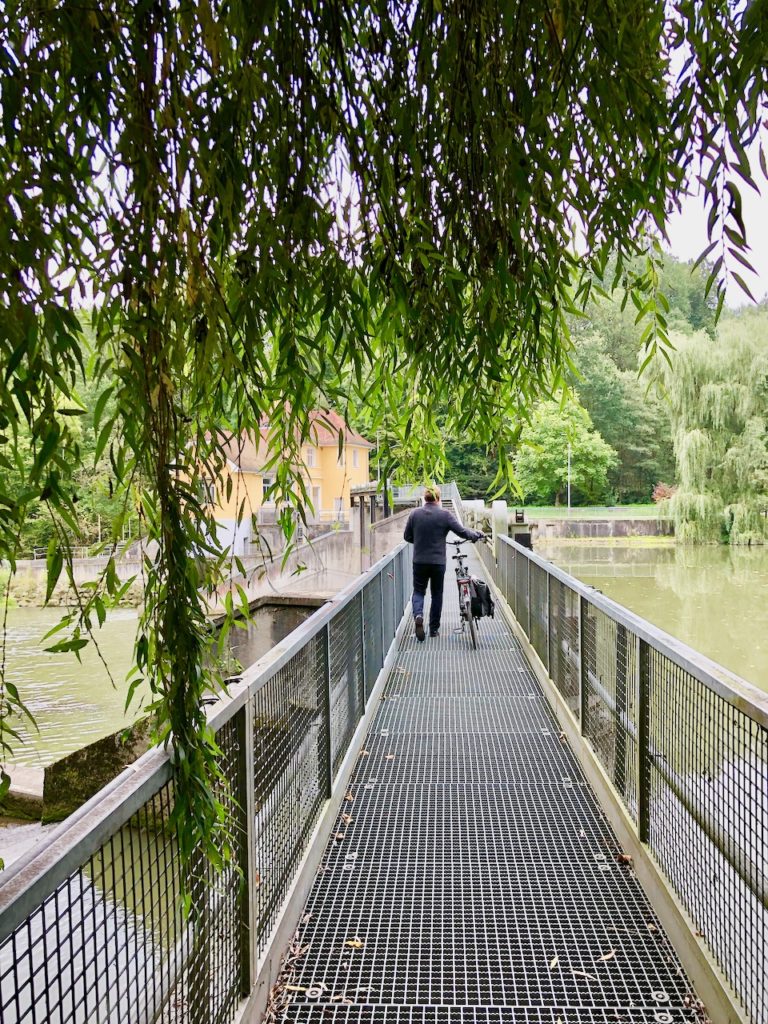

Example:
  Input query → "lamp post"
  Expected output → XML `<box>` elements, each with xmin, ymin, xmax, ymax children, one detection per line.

<box><xmin>567</xmin><ymin>442</ymin><xmax>572</xmax><ymax>512</ymax></box>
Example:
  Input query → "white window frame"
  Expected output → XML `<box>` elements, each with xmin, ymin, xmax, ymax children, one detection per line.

<box><xmin>352</xmin><ymin>448</ymin><xmax>359</xmax><ymax>469</ymax></box>
<box><xmin>305</xmin><ymin>446</ymin><xmax>316</xmax><ymax>468</ymax></box>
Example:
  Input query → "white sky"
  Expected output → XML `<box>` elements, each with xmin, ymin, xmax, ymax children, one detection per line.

<box><xmin>665</xmin><ymin>154</ymin><xmax>768</xmax><ymax>308</ymax></box>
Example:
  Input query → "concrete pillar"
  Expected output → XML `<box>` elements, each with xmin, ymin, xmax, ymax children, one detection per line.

<box><xmin>491</xmin><ymin>500</ymin><xmax>508</xmax><ymax>548</ymax></box>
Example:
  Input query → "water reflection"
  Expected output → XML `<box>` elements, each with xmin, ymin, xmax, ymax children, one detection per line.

<box><xmin>537</xmin><ymin>540</ymin><xmax>768</xmax><ymax>692</ymax></box>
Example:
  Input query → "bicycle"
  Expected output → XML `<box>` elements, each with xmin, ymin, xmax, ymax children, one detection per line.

<box><xmin>449</xmin><ymin>537</ymin><xmax>486</xmax><ymax>649</ymax></box>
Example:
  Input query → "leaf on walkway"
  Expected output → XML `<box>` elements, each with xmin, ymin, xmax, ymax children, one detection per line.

<box><xmin>385</xmin><ymin>753</ymin><xmax>395</xmax><ymax>760</ymax></box>
<box><xmin>597</xmin><ymin>949</ymin><xmax>616</xmax><ymax>962</ymax></box>
<box><xmin>254</xmin><ymin>872</ymin><xmax>262</xmax><ymax>887</ymax></box>
<box><xmin>345</xmin><ymin>937</ymin><xmax>364</xmax><ymax>949</ymax></box>
<box><xmin>571</xmin><ymin>969</ymin><xmax>597</xmax><ymax>981</ymax></box>
<box><xmin>549</xmin><ymin>955</ymin><xmax>559</xmax><ymax>969</ymax></box>
<box><xmin>341</xmin><ymin>813</ymin><xmax>353</xmax><ymax>824</ymax></box>
<box><xmin>617</xmin><ymin>853</ymin><xmax>633</xmax><ymax>865</ymax></box>
<box><xmin>647</xmin><ymin>923</ymin><xmax>658</xmax><ymax>933</ymax></box>
<box><xmin>284</xmin><ymin>986</ymin><xmax>306</xmax><ymax>992</ymax></box>
<box><xmin>334</xmin><ymin>832</ymin><xmax>345</xmax><ymax>841</ymax></box>
<box><xmin>345</xmin><ymin>791</ymin><xmax>354</xmax><ymax>802</ymax></box>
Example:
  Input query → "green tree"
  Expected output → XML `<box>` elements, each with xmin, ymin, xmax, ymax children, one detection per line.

<box><xmin>2</xmin><ymin>1</ymin><xmax>766</xmax><ymax>867</ymax></box>
<box><xmin>658</xmin><ymin>315</ymin><xmax>768</xmax><ymax>543</ymax></box>
<box><xmin>444</xmin><ymin>441</ymin><xmax>499</xmax><ymax>500</ymax></box>
<box><xmin>515</xmin><ymin>401</ymin><xmax>618</xmax><ymax>505</ymax></box>
<box><xmin>572</xmin><ymin>334</ymin><xmax>675</xmax><ymax>501</ymax></box>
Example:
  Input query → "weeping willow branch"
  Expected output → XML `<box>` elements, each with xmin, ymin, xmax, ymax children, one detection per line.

<box><xmin>1</xmin><ymin>0</ymin><xmax>767</xmax><ymax>871</ymax></box>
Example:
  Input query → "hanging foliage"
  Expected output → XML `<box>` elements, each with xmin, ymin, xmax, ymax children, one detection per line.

<box><xmin>659</xmin><ymin>315</ymin><xmax>768</xmax><ymax>544</ymax></box>
<box><xmin>1</xmin><ymin>0</ymin><xmax>767</xmax><ymax>866</ymax></box>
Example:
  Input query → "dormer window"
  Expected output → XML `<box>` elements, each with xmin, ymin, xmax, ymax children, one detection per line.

<box><xmin>305</xmin><ymin>446</ymin><xmax>316</xmax><ymax>467</ymax></box>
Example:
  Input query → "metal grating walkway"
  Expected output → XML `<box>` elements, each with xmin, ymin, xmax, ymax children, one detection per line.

<box><xmin>274</xmin><ymin>552</ymin><xmax>701</xmax><ymax>1024</ymax></box>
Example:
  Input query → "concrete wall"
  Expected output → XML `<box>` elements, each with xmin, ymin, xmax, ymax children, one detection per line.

<box><xmin>10</xmin><ymin>556</ymin><xmax>144</xmax><ymax>606</ymax></box>
<box><xmin>367</xmin><ymin>509</ymin><xmax>412</xmax><ymax>568</ymax></box>
<box><xmin>213</xmin><ymin>527</ymin><xmax>364</xmax><ymax>612</ymax></box>
<box><xmin>532</xmin><ymin>517</ymin><xmax>674</xmax><ymax>540</ymax></box>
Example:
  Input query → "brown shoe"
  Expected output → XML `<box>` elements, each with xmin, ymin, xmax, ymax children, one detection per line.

<box><xmin>415</xmin><ymin>615</ymin><xmax>425</xmax><ymax>642</ymax></box>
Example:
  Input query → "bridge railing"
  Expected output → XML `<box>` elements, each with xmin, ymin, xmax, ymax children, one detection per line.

<box><xmin>0</xmin><ymin>542</ymin><xmax>412</xmax><ymax>1024</ymax></box>
<box><xmin>476</xmin><ymin>534</ymin><xmax>767</xmax><ymax>1024</ymax></box>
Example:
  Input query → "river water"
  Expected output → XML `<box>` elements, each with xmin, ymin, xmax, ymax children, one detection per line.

<box><xmin>1</xmin><ymin>602</ymin><xmax>317</xmax><ymax>768</ymax></box>
<box><xmin>535</xmin><ymin>538</ymin><xmax>768</xmax><ymax>694</ymax></box>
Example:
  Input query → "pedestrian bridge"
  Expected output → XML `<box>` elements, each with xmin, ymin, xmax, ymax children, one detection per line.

<box><xmin>1</xmin><ymin>519</ymin><xmax>765</xmax><ymax>1024</ymax></box>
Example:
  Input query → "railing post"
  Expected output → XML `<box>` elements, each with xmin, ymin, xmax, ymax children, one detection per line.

<box><xmin>527</xmin><ymin>556</ymin><xmax>532</xmax><ymax>639</ymax></box>
<box><xmin>323</xmin><ymin>623</ymin><xmax>333</xmax><ymax>798</ymax></box>
<box><xmin>636</xmin><ymin>636</ymin><xmax>651</xmax><ymax>843</ymax></box>
<box><xmin>578</xmin><ymin>595</ymin><xmax>588</xmax><ymax>735</ymax></box>
<box><xmin>235</xmin><ymin>699</ymin><xmax>258</xmax><ymax>994</ymax></box>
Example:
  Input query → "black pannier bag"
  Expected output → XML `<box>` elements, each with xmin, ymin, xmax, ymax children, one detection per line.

<box><xmin>470</xmin><ymin>578</ymin><xmax>495</xmax><ymax>618</ymax></box>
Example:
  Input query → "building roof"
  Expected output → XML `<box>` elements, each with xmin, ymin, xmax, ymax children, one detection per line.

<box><xmin>307</xmin><ymin>409</ymin><xmax>374</xmax><ymax>450</ymax></box>
<box><xmin>219</xmin><ymin>410</ymin><xmax>373</xmax><ymax>473</ymax></box>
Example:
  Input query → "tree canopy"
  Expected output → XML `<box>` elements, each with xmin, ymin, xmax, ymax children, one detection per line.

<box><xmin>2</xmin><ymin>1</ymin><xmax>767</xmax><ymax>864</ymax></box>
<box><xmin>514</xmin><ymin>400</ymin><xmax>618</xmax><ymax>505</ymax></box>
<box><xmin>657</xmin><ymin>314</ymin><xmax>768</xmax><ymax>544</ymax></box>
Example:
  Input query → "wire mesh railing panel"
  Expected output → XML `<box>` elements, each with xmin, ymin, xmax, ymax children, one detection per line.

<box><xmin>645</xmin><ymin>649</ymin><xmax>768</xmax><ymax>1024</ymax></box>
<box><xmin>549</xmin><ymin>579</ymin><xmax>580</xmax><ymax>718</ymax></box>
<box><xmin>252</xmin><ymin>631</ymin><xmax>328</xmax><ymax>958</ymax></box>
<box><xmin>403</xmin><ymin>548</ymin><xmax>411</xmax><ymax>611</ymax></box>
<box><xmin>0</xmin><ymin>747</ymin><xmax>243</xmax><ymax>1024</ymax></box>
<box><xmin>329</xmin><ymin>598</ymin><xmax>365</xmax><ymax>778</ymax></box>
<box><xmin>198</xmin><ymin>713</ymin><xmax>246</xmax><ymax>1024</ymax></box>
<box><xmin>502</xmin><ymin>541</ymin><xmax>516</xmax><ymax>615</ymax></box>
<box><xmin>363</xmin><ymin>576</ymin><xmax>384</xmax><ymax>698</ymax></box>
<box><xmin>580</xmin><ymin>605</ymin><xmax>638</xmax><ymax>817</ymax></box>
<box><xmin>381</xmin><ymin>563</ymin><xmax>396</xmax><ymax>648</ymax></box>
<box><xmin>529</xmin><ymin>561</ymin><xmax>549</xmax><ymax>668</ymax></box>
<box><xmin>514</xmin><ymin>551</ymin><xmax>527</xmax><ymax>626</ymax></box>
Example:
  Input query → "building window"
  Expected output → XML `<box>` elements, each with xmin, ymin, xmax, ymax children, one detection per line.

<box><xmin>262</xmin><ymin>476</ymin><xmax>274</xmax><ymax>503</ymax></box>
<box><xmin>337</xmin><ymin>449</ymin><xmax>344</xmax><ymax>467</ymax></box>
<box><xmin>305</xmin><ymin>446</ymin><xmax>315</xmax><ymax>468</ymax></box>
<box><xmin>352</xmin><ymin>448</ymin><xmax>359</xmax><ymax>469</ymax></box>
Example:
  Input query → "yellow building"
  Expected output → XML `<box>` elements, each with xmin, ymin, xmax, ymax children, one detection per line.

<box><xmin>212</xmin><ymin>410</ymin><xmax>374</xmax><ymax>553</ymax></box>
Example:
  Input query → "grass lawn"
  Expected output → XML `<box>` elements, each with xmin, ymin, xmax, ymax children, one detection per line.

<box><xmin>516</xmin><ymin>504</ymin><xmax>668</xmax><ymax>519</ymax></box>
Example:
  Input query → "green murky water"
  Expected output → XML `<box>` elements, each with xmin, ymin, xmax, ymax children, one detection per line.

<box><xmin>2</xmin><ymin>603</ymin><xmax>316</xmax><ymax>768</ymax></box>
<box><xmin>535</xmin><ymin>538</ymin><xmax>768</xmax><ymax>693</ymax></box>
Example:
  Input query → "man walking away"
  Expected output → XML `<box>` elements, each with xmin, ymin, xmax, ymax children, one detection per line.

<box><xmin>404</xmin><ymin>486</ymin><xmax>484</xmax><ymax>641</ymax></box>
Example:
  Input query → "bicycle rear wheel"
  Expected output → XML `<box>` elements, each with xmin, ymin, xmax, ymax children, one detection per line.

<box><xmin>468</xmin><ymin>608</ymin><xmax>477</xmax><ymax>649</ymax></box>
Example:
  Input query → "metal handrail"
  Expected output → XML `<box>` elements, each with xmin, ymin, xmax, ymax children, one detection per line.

<box><xmin>498</xmin><ymin>535</ymin><xmax>768</xmax><ymax>729</ymax></box>
<box><xmin>209</xmin><ymin>542</ymin><xmax>408</xmax><ymax>733</ymax></box>
<box><xmin>479</xmin><ymin>525</ymin><xmax>767</xmax><ymax>1023</ymax></box>
<box><xmin>0</xmin><ymin>542</ymin><xmax>409</xmax><ymax>947</ymax></box>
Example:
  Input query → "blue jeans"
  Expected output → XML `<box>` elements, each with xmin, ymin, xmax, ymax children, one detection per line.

<box><xmin>412</xmin><ymin>562</ymin><xmax>446</xmax><ymax>632</ymax></box>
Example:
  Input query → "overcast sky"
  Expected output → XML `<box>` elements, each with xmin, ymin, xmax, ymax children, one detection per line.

<box><xmin>665</xmin><ymin>160</ymin><xmax>768</xmax><ymax>308</ymax></box>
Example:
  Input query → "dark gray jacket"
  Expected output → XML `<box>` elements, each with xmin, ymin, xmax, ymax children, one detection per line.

<box><xmin>403</xmin><ymin>504</ymin><xmax>482</xmax><ymax>565</ymax></box>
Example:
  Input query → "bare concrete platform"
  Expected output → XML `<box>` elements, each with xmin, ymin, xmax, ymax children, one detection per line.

<box><xmin>0</xmin><ymin>766</ymin><xmax>44</xmax><ymax>820</ymax></box>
